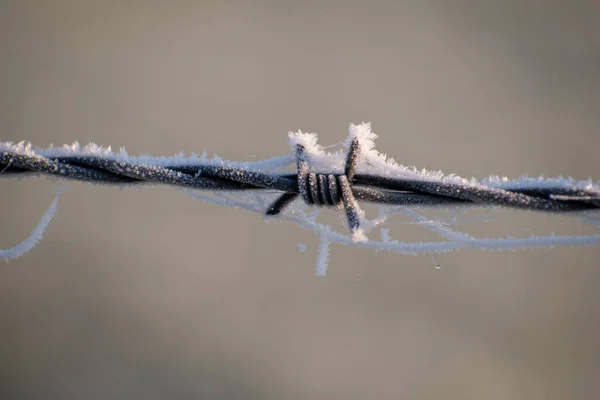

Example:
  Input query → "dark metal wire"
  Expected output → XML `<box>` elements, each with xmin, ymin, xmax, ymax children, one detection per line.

<box><xmin>2</xmin><ymin>139</ymin><xmax>599</xmax><ymax>235</ymax></box>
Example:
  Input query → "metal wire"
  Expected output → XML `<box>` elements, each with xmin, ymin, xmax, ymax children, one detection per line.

<box><xmin>2</xmin><ymin>138</ymin><xmax>599</xmax><ymax>237</ymax></box>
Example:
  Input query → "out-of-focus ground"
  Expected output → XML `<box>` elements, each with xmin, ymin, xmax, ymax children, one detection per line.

<box><xmin>1</xmin><ymin>1</ymin><xmax>599</xmax><ymax>399</ymax></box>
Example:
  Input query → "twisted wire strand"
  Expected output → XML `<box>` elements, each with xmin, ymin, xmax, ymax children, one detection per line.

<box><xmin>2</xmin><ymin>139</ymin><xmax>599</xmax><ymax>237</ymax></box>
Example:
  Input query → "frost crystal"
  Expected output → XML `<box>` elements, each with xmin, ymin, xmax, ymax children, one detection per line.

<box><xmin>1</xmin><ymin>187</ymin><xmax>69</xmax><ymax>261</ymax></box>
<box><xmin>296</xmin><ymin>242</ymin><xmax>307</xmax><ymax>252</ymax></box>
<box><xmin>315</xmin><ymin>225</ymin><xmax>332</xmax><ymax>276</ymax></box>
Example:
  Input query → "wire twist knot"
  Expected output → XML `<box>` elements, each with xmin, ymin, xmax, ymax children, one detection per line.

<box><xmin>268</xmin><ymin>138</ymin><xmax>365</xmax><ymax>239</ymax></box>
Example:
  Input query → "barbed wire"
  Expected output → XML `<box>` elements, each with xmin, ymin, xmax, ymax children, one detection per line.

<box><xmin>2</xmin><ymin>124</ymin><xmax>599</xmax><ymax>273</ymax></box>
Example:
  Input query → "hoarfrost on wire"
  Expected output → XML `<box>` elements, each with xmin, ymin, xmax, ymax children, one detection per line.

<box><xmin>1</xmin><ymin>187</ymin><xmax>69</xmax><ymax>262</ymax></box>
<box><xmin>296</xmin><ymin>243</ymin><xmax>307</xmax><ymax>252</ymax></box>
<box><xmin>2</xmin><ymin>123</ymin><xmax>600</xmax><ymax>275</ymax></box>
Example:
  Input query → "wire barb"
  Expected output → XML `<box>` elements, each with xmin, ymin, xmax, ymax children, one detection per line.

<box><xmin>267</xmin><ymin>137</ymin><xmax>367</xmax><ymax>239</ymax></box>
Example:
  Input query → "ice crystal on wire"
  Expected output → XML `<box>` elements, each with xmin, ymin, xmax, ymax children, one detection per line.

<box><xmin>296</xmin><ymin>243</ymin><xmax>307</xmax><ymax>252</ymax></box>
<box><xmin>1</xmin><ymin>187</ymin><xmax>68</xmax><ymax>261</ymax></box>
<box><xmin>315</xmin><ymin>225</ymin><xmax>332</xmax><ymax>276</ymax></box>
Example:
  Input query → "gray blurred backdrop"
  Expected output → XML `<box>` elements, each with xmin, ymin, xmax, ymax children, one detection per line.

<box><xmin>1</xmin><ymin>1</ymin><xmax>599</xmax><ymax>399</ymax></box>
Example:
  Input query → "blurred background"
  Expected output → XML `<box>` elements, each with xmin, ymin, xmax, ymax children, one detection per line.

<box><xmin>1</xmin><ymin>1</ymin><xmax>599</xmax><ymax>399</ymax></box>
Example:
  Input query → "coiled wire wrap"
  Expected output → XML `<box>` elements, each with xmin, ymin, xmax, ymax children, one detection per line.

<box><xmin>267</xmin><ymin>138</ymin><xmax>363</xmax><ymax>235</ymax></box>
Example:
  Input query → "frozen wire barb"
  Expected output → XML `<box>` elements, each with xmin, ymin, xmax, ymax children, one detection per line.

<box><xmin>2</xmin><ymin>123</ymin><xmax>600</xmax><ymax>273</ymax></box>
<box><xmin>267</xmin><ymin>137</ymin><xmax>366</xmax><ymax>241</ymax></box>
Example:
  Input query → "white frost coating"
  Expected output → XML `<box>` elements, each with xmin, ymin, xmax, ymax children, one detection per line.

<box><xmin>1</xmin><ymin>187</ymin><xmax>68</xmax><ymax>261</ymax></box>
<box><xmin>285</xmin><ymin>212</ymin><xmax>600</xmax><ymax>254</ymax></box>
<box><xmin>401</xmin><ymin>208</ymin><xmax>474</xmax><ymax>242</ymax></box>
<box><xmin>380</xmin><ymin>228</ymin><xmax>390</xmax><ymax>243</ymax></box>
<box><xmin>0</xmin><ymin>139</ymin><xmax>294</xmax><ymax>175</ymax></box>
<box><xmin>297</xmin><ymin>242</ymin><xmax>307</xmax><ymax>252</ymax></box>
<box><xmin>184</xmin><ymin>189</ymin><xmax>263</xmax><ymax>214</ymax></box>
<box><xmin>315</xmin><ymin>225</ymin><xmax>332</xmax><ymax>276</ymax></box>
<box><xmin>351</xmin><ymin>226</ymin><xmax>368</xmax><ymax>243</ymax></box>
<box><xmin>346</xmin><ymin>122</ymin><xmax>378</xmax><ymax>155</ymax></box>
<box><xmin>3</xmin><ymin>123</ymin><xmax>600</xmax><ymax>274</ymax></box>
